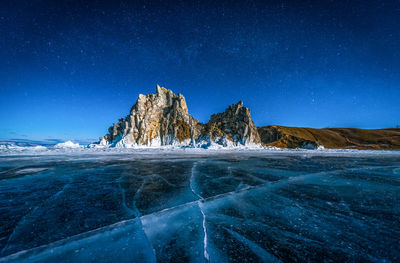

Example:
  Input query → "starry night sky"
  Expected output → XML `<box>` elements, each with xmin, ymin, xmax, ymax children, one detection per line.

<box><xmin>1</xmin><ymin>0</ymin><xmax>399</xmax><ymax>141</ymax></box>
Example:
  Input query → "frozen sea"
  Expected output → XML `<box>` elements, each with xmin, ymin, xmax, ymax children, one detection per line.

<box><xmin>0</xmin><ymin>147</ymin><xmax>399</xmax><ymax>262</ymax></box>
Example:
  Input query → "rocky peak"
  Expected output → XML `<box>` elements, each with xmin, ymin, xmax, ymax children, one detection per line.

<box><xmin>131</xmin><ymin>85</ymin><xmax>188</xmax><ymax>114</ymax></box>
<box><xmin>202</xmin><ymin>101</ymin><xmax>261</xmax><ymax>146</ymax></box>
<box><xmin>100</xmin><ymin>85</ymin><xmax>199</xmax><ymax>147</ymax></box>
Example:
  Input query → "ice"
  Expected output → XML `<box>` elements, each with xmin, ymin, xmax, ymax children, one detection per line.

<box><xmin>1</xmin><ymin>219</ymin><xmax>156</xmax><ymax>263</ymax></box>
<box><xmin>0</xmin><ymin>150</ymin><xmax>399</xmax><ymax>262</ymax></box>
<box><xmin>13</xmin><ymin>168</ymin><xmax>49</xmax><ymax>176</ymax></box>
<box><xmin>223</xmin><ymin>227</ymin><xmax>282</xmax><ymax>263</ymax></box>
<box><xmin>141</xmin><ymin>203</ymin><xmax>206</xmax><ymax>262</ymax></box>
<box><xmin>189</xmin><ymin>162</ymin><xmax>210</xmax><ymax>261</ymax></box>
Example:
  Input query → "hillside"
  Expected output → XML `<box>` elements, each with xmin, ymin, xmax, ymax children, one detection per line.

<box><xmin>258</xmin><ymin>125</ymin><xmax>400</xmax><ymax>150</ymax></box>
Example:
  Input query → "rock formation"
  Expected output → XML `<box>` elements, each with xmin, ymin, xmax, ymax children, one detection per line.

<box><xmin>95</xmin><ymin>85</ymin><xmax>400</xmax><ymax>149</ymax></box>
<box><xmin>100</xmin><ymin>85</ymin><xmax>200</xmax><ymax>147</ymax></box>
<box><xmin>198</xmin><ymin>101</ymin><xmax>261</xmax><ymax>147</ymax></box>
<box><xmin>98</xmin><ymin>85</ymin><xmax>261</xmax><ymax>148</ymax></box>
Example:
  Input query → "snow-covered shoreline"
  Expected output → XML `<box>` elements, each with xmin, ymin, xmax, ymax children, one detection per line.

<box><xmin>1</xmin><ymin>141</ymin><xmax>400</xmax><ymax>157</ymax></box>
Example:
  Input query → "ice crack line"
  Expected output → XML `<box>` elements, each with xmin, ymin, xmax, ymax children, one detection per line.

<box><xmin>190</xmin><ymin>162</ymin><xmax>210</xmax><ymax>262</ymax></box>
<box><xmin>1</xmin><ymin>174</ymin><xmax>72</xmax><ymax>256</ymax></box>
<box><xmin>199</xmin><ymin>201</ymin><xmax>210</xmax><ymax>262</ymax></box>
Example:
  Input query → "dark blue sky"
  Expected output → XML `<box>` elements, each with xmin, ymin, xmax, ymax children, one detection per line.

<box><xmin>1</xmin><ymin>0</ymin><xmax>399</xmax><ymax>141</ymax></box>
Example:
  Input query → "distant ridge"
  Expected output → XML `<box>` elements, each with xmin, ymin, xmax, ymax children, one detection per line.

<box><xmin>258</xmin><ymin>126</ymin><xmax>400</xmax><ymax>150</ymax></box>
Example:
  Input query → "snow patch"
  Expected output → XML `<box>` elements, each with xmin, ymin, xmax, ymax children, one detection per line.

<box><xmin>0</xmin><ymin>144</ymin><xmax>47</xmax><ymax>152</ymax></box>
<box><xmin>54</xmin><ymin>141</ymin><xmax>81</xmax><ymax>148</ymax></box>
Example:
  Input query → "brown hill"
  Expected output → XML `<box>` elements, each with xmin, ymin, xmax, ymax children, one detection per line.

<box><xmin>258</xmin><ymin>125</ymin><xmax>400</xmax><ymax>150</ymax></box>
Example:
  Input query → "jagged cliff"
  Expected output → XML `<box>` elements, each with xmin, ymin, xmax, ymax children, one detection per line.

<box><xmin>99</xmin><ymin>85</ymin><xmax>260</xmax><ymax>148</ymax></box>
<box><xmin>198</xmin><ymin>101</ymin><xmax>261</xmax><ymax>147</ymax></box>
<box><xmin>100</xmin><ymin>86</ymin><xmax>200</xmax><ymax>147</ymax></box>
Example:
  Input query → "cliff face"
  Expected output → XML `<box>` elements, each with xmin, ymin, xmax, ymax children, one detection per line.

<box><xmin>258</xmin><ymin>125</ymin><xmax>400</xmax><ymax>150</ymax></box>
<box><xmin>198</xmin><ymin>101</ymin><xmax>261</xmax><ymax>146</ymax></box>
<box><xmin>101</xmin><ymin>86</ymin><xmax>200</xmax><ymax>147</ymax></box>
<box><xmin>99</xmin><ymin>86</ymin><xmax>261</xmax><ymax>147</ymax></box>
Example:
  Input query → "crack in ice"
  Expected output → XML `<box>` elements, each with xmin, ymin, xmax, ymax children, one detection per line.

<box><xmin>131</xmin><ymin>179</ymin><xmax>146</xmax><ymax>218</ymax></box>
<box><xmin>0</xmin><ymin>218</ymin><xmax>144</xmax><ymax>262</ymax></box>
<box><xmin>152</xmin><ymin>174</ymin><xmax>175</xmax><ymax>187</ymax></box>
<box><xmin>0</xmin><ymin>167</ymin><xmax>340</xmax><ymax>260</ymax></box>
<box><xmin>190</xmin><ymin>162</ymin><xmax>203</xmax><ymax>199</ymax></box>
<box><xmin>138</xmin><ymin>217</ymin><xmax>157</xmax><ymax>262</ymax></box>
<box><xmin>224</xmin><ymin>227</ymin><xmax>282</xmax><ymax>263</ymax></box>
<box><xmin>198</xmin><ymin>201</ymin><xmax>210</xmax><ymax>262</ymax></box>
<box><xmin>1</xmin><ymin>173</ymin><xmax>72</xmax><ymax>256</ymax></box>
<box><xmin>190</xmin><ymin>161</ymin><xmax>210</xmax><ymax>262</ymax></box>
<box><xmin>118</xmin><ymin>174</ymin><xmax>147</xmax><ymax>218</ymax></box>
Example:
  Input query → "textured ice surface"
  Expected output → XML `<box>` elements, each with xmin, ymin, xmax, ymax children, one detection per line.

<box><xmin>0</xmin><ymin>149</ymin><xmax>399</xmax><ymax>262</ymax></box>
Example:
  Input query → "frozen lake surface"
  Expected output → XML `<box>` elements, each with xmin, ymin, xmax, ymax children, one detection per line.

<box><xmin>0</xmin><ymin>148</ymin><xmax>399</xmax><ymax>262</ymax></box>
